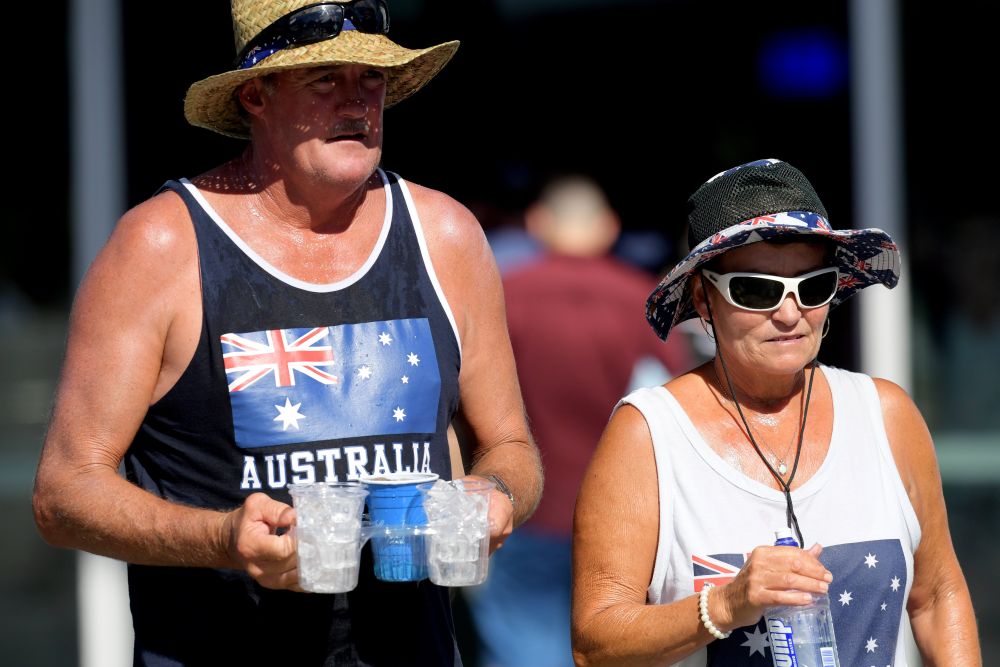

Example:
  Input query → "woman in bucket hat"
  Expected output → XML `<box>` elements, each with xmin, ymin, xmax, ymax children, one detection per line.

<box><xmin>34</xmin><ymin>2</ymin><xmax>543</xmax><ymax>665</ymax></box>
<box><xmin>572</xmin><ymin>160</ymin><xmax>980</xmax><ymax>666</ymax></box>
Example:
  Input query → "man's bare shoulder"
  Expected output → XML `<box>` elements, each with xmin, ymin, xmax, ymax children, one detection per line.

<box><xmin>400</xmin><ymin>179</ymin><xmax>501</xmax><ymax>338</ymax></box>
<box><xmin>401</xmin><ymin>180</ymin><xmax>486</xmax><ymax>255</ymax></box>
<box><xmin>112</xmin><ymin>189</ymin><xmax>196</xmax><ymax>259</ymax></box>
<box><xmin>80</xmin><ymin>188</ymin><xmax>199</xmax><ymax>324</ymax></box>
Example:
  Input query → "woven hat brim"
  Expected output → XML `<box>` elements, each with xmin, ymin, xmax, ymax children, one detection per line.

<box><xmin>184</xmin><ymin>31</ymin><xmax>459</xmax><ymax>139</ymax></box>
<box><xmin>645</xmin><ymin>212</ymin><xmax>901</xmax><ymax>341</ymax></box>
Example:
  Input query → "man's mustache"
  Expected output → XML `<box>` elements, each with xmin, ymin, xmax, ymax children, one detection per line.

<box><xmin>330</xmin><ymin>119</ymin><xmax>371</xmax><ymax>138</ymax></box>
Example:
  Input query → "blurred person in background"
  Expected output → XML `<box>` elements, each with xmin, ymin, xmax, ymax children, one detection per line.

<box><xmin>32</xmin><ymin>1</ymin><xmax>542</xmax><ymax>665</ymax></box>
<box><xmin>468</xmin><ymin>175</ymin><xmax>693</xmax><ymax>667</ymax></box>
<box><xmin>572</xmin><ymin>159</ymin><xmax>980</xmax><ymax>666</ymax></box>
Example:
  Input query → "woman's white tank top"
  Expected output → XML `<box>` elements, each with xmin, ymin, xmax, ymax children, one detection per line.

<box><xmin>620</xmin><ymin>365</ymin><xmax>920</xmax><ymax>667</ymax></box>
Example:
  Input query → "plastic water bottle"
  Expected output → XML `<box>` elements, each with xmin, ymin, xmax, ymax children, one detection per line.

<box><xmin>764</xmin><ymin>529</ymin><xmax>841</xmax><ymax>667</ymax></box>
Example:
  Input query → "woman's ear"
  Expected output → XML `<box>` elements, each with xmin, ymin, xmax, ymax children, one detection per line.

<box><xmin>690</xmin><ymin>273</ymin><xmax>712</xmax><ymax>322</ymax></box>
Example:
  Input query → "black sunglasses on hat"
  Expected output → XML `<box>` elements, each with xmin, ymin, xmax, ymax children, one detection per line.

<box><xmin>236</xmin><ymin>0</ymin><xmax>390</xmax><ymax>70</ymax></box>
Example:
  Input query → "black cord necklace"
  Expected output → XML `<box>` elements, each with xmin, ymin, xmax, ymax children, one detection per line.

<box><xmin>710</xmin><ymin>364</ymin><xmax>799</xmax><ymax>476</ymax></box>
<box><xmin>702</xmin><ymin>284</ymin><xmax>817</xmax><ymax>546</ymax></box>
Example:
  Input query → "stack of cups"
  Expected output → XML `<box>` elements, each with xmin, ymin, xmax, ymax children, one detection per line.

<box><xmin>288</xmin><ymin>482</ymin><xmax>369</xmax><ymax>593</ymax></box>
<box><xmin>419</xmin><ymin>478</ymin><xmax>494</xmax><ymax>587</ymax></box>
<box><xmin>361</xmin><ymin>472</ymin><xmax>439</xmax><ymax>582</ymax></box>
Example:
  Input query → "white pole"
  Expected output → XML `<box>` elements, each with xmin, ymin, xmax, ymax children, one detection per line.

<box><xmin>849</xmin><ymin>0</ymin><xmax>912</xmax><ymax>393</ymax></box>
<box><xmin>71</xmin><ymin>0</ymin><xmax>125</xmax><ymax>285</ymax></box>
<box><xmin>77</xmin><ymin>553</ymin><xmax>133</xmax><ymax>667</ymax></box>
<box><xmin>70</xmin><ymin>0</ymin><xmax>133</xmax><ymax>665</ymax></box>
<box><xmin>849</xmin><ymin>2</ymin><xmax>919</xmax><ymax>664</ymax></box>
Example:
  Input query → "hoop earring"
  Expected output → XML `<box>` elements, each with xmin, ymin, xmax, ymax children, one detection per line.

<box><xmin>821</xmin><ymin>318</ymin><xmax>831</xmax><ymax>339</ymax></box>
<box><xmin>700</xmin><ymin>318</ymin><xmax>715</xmax><ymax>340</ymax></box>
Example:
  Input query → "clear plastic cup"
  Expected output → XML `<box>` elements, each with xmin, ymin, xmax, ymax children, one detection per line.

<box><xmin>419</xmin><ymin>478</ymin><xmax>494</xmax><ymax>586</ymax></box>
<box><xmin>288</xmin><ymin>482</ymin><xmax>369</xmax><ymax>593</ymax></box>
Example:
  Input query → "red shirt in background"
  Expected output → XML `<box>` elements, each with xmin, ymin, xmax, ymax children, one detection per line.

<box><xmin>503</xmin><ymin>253</ymin><xmax>693</xmax><ymax>536</ymax></box>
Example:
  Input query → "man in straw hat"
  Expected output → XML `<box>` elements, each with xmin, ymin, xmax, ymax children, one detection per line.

<box><xmin>34</xmin><ymin>1</ymin><xmax>543</xmax><ymax>664</ymax></box>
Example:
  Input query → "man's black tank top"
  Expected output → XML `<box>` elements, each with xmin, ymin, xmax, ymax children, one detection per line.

<box><xmin>125</xmin><ymin>170</ymin><xmax>463</xmax><ymax>667</ymax></box>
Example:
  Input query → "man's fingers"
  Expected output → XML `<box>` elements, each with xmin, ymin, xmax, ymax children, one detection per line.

<box><xmin>251</xmin><ymin>531</ymin><xmax>296</xmax><ymax>563</ymax></box>
<box><xmin>228</xmin><ymin>493</ymin><xmax>304</xmax><ymax>591</ymax></box>
<box><xmin>278</xmin><ymin>505</ymin><xmax>297</xmax><ymax>529</ymax></box>
<box><xmin>245</xmin><ymin>492</ymin><xmax>294</xmax><ymax>528</ymax></box>
<box><xmin>250</xmin><ymin>557</ymin><xmax>301</xmax><ymax>590</ymax></box>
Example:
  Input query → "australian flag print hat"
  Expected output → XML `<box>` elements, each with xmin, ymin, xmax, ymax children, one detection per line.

<box><xmin>646</xmin><ymin>159</ymin><xmax>901</xmax><ymax>340</ymax></box>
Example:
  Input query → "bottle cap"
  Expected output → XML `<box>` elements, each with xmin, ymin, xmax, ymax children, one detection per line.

<box><xmin>773</xmin><ymin>528</ymin><xmax>800</xmax><ymax>547</ymax></box>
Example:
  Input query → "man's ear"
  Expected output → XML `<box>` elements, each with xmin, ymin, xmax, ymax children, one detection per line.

<box><xmin>237</xmin><ymin>78</ymin><xmax>267</xmax><ymax>118</ymax></box>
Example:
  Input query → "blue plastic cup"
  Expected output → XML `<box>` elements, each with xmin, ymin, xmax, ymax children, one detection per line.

<box><xmin>361</xmin><ymin>472</ymin><xmax>439</xmax><ymax>581</ymax></box>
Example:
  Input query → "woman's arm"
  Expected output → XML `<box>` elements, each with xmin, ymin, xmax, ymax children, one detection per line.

<box><xmin>876</xmin><ymin>379</ymin><xmax>981</xmax><ymax>665</ymax></box>
<box><xmin>571</xmin><ymin>403</ymin><xmax>831</xmax><ymax>666</ymax></box>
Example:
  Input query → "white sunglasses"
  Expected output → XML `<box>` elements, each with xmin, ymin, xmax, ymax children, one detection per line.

<box><xmin>701</xmin><ymin>266</ymin><xmax>840</xmax><ymax>312</ymax></box>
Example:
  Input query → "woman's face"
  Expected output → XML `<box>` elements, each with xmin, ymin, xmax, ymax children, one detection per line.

<box><xmin>694</xmin><ymin>241</ymin><xmax>831</xmax><ymax>378</ymax></box>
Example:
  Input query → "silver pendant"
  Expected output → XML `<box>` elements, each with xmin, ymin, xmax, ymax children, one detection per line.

<box><xmin>777</xmin><ymin>461</ymin><xmax>788</xmax><ymax>475</ymax></box>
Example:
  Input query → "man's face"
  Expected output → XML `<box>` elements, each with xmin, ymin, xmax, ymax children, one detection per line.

<box><xmin>251</xmin><ymin>63</ymin><xmax>387</xmax><ymax>187</ymax></box>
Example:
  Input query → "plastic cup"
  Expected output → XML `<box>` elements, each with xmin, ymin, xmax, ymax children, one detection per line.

<box><xmin>288</xmin><ymin>482</ymin><xmax>368</xmax><ymax>593</ymax></box>
<box><xmin>360</xmin><ymin>472</ymin><xmax>439</xmax><ymax>582</ymax></box>
<box><xmin>419</xmin><ymin>478</ymin><xmax>494</xmax><ymax>587</ymax></box>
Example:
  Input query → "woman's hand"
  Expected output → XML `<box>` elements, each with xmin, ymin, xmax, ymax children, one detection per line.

<box><xmin>714</xmin><ymin>542</ymin><xmax>832</xmax><ymax>631</ymax></box>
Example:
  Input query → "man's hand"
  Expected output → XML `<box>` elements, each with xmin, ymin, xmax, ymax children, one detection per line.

<box><xmin>222</xmin><ymin>493</ymin><xmax>301</xmax><ymax>590</ymax></box>
<box><xmin>486</xmin><ymin>487</ymin><xmax>515</xmax><ymax>553</ymax></box>
<box><xmin>456</xmin><ymin>475</ymin><xmax>515</xmax><ymax>552</ymax></box>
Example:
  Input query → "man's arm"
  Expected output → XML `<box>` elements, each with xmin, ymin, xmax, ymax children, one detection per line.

<box><xmin>875</xmin><ymin>379</ymin><xmax>981</xmax><ymax>665</ymax></box>
<box><xmin>410</xmin><ymin>183</ymin><xmax>543</xmax><ymax>544</ymax></box>
<box><xmin>32</xmin><ymin>193</ymin><xmax>299</xmax><ymax>589</ymax></box>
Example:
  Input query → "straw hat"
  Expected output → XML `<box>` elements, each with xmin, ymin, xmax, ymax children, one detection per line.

<box><xmin>184</xmin><ymin>0</ymin><xmax>459</xmax><ymax>139</ymax></box>
<box><xmin>646</xmin><ymin>159</ymin><xmax>901</xmax><ymax>340</ymax></box>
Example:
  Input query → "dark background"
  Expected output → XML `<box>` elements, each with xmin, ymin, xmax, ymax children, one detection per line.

<box><xmin>10</xmin><ymin>1</ymin><xmax>997</xmax><ymax>376</ymax></box>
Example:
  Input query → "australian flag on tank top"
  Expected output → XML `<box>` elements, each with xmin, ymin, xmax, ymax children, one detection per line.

<box><xmin>694</xmin><ymin>539</ymin><xmax>907</xmax><ymax>666</ymax></box>
<box><xmin>223</xmin><ymin>318</ymin><xmax>440</xmax><ymax>448</ymax></box>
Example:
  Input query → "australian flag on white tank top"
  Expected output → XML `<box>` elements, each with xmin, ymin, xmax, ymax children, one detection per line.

<box><xmin>695</xmin><ymin>539</ymin><xmax>907</xmax><ymax>666</ymax></box>
<box><xmin>222</xmin><ymin>318</ymin><xmax>440</xmax><ymax>448</ymax></box>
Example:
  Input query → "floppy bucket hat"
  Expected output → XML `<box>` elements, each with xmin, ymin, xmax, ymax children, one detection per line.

<box><xmin>184</xmin><ymin>0</ymin><xmax>460</xmax><ymax>139</ymax></box>
<box><xmin>646</xmin><ymin>159</ymin><xmax>901</xmax><ymax>340</ymax></box>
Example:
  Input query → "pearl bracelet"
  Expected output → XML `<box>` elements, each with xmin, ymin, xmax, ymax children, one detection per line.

<box><xmin>698</xmin><ymin>583</ymin><xmax>731</xmax><ymax>640</ymax></box>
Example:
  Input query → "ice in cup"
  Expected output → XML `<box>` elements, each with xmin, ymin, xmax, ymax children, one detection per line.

<box><xmin>288</xmin><ymin>482</ymin><xmax>369</xmax><ymax>593</ymax></box>
<box><xmin>360</xmin><ymin>472</ymin><xmax>439</xmax><ymax>582</ymax></box>
<box><xmin>419</xmin><ymin>478</ymin><xmax>493</xmax><ymax>586</ymax></box>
